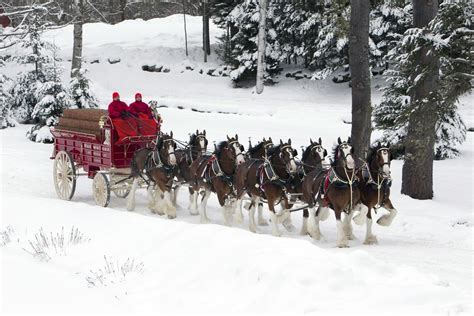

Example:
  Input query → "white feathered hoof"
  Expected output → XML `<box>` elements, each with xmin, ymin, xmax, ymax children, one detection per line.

<box><xmin>318</xmin><ymin>208</ymin><xmax>330</xmax><ymax>221</ymax></box>
<box><xmin>309</xmin><ymin>229</ymin><xmax>322</xmax><ymax>241</ymax></box>
<box><xmin>126</xmin><ymin>198</ymin><xmax>135</xmax><ymax>212</ymax></box>
<box><xmin>364</xmin><ymin>235</ymin><xmax>378</xmax><ymax>245</ymax></box>
<box><xmin>258</xmin><ymin>218</ymin><xmax>268</xmax><ymax>226</ymax></box>
<box><xmin>377</xmin><ymin>211</ymin><xmax>397</xmax><ymax>226</ymax></box>
<box><xmin>336</xmin><ymin>239</ymin><xmax>350</xmax><ymax>248</ymax></box>
<box><xmin>353</xmin><ymin>213</ymin><xmax>366</xmax><ymax>225</ymax></box>
<box><xmin>282</xmin><ymin>217</ymin><xmax>296</xmax><ymax>232</ymax></box>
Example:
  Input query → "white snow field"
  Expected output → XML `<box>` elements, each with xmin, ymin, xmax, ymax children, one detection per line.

<box><xmin>1</xmin><ymin>15</ymin><xmax>473</xmax><ymax>315</ymax></box>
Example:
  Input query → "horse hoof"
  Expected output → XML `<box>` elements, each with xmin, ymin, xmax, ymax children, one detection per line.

<box><xmin>189</xmin><ymin>210</ymin><xmax>199</xmax><ymax>216</ymax></box>
<box><xmin>200</xmin><ymin>218</ymin><xmax>210</xmax><ymax>224</ymax></box>
<box><xmin>347</xmin><ymin>234</ymin><xmax>356</xmax><ymax>240</ymax></box>
<box><xmin>353</xmin><ymin>214</ymin><xmax>366</xmax><ymax>225</ymax></box>
<box><xmin>283</xmin><ymin>223</ymin><xmax>296</xmax><ymax>232</ymax></box>
<box><xmin>377</xmin><ymin>215</ymin><xmax>392</xmax><ymax>226</ymax></box>
<box><xmin>258</xmin><ymin>219</ymin><xmax>269</xmax><ymax>226</ymax></box>
<box><xmin>167</xmin><ymin>215</ymin><xmax>176</xmax><ymax>219</ymax></box>
<box><xmin>249</xmin><ymin>226</ymin><xmax>257</xmax><ymax>233</ymax></box>
<box><xmin>272</xmin><ymin>231</ymin><xmax>282</xmax><ymax>237</ymax></box>
<box><xmin>364</xmin><ymin>235</ymin><xmax>378</xmax><ymax>245</ymax></box>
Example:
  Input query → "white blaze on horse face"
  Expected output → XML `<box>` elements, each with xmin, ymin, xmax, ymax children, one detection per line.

<box><xmin>381</xmin><ymin>149</ymin><xmax>390</xmax><ymax>175</ymax></box>
<box><xmin>234</xmin><ymin>143</ymin><xmax>245</xmax><ymax>165</ymax></box>
<box><xmin>168</xmin><ymin>144</ymin><xmax>176</xmax><ymax>165</ymax></box>
<box><xmin>316</xmin><ymin>147</ymin><xmax>324</xmax><ymax>161</ymax></box>
<box><xmin>342</xmin><ymin>145</ymin><xmax>355</xmax><ymax>169</ymax></box>
<box><xmin>199</xmin><ymin>137</ymin><xmax>206</xmax><ymax>153</ymax></box>
<box><xmin>287</xmin><ymin>148</ymin><xmax>297</xmax><ymax>173</ymax></box>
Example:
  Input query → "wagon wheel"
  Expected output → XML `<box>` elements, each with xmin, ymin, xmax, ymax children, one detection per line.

<box><xmin>92</xmin><ymin>173</ymin><xmax>110</xmax><ymax>207</ymax></box>
<box><xmin>111</xmin><ymin>174</ymin><xmax>131</xmax><ymax>198</ymax></box>
<box><xmin>53</xmin><ymin>151</ymin><xmax>76</xmax><ymax>201</ymax></box>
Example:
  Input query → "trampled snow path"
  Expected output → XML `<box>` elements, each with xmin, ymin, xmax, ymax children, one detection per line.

<box><xmin>1</xmin><ymin>122</ymin><xmax>472</xmax><ymax>315</ymax></box>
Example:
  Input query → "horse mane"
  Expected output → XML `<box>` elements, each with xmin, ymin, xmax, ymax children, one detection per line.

<box><xmin>302</xmin><ymin>145</ymin><xmax>313</xmax><ymax>162</ymax></box>
<box><xmin>248</xmin><ymin>141</ymin><xmax>265</xmax><ymax>156</ymax></box>
<box><xmin>215</xmin><ymin>141</ymin><xmax>228</xmax><ymax>158</ymax></box>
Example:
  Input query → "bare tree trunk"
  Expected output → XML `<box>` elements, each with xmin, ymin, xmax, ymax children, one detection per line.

<box><xmin>71</xmin><ymin>0</ymin><xmax>83</xmax><ymax>78</ymax></box>
<box><xmin>120</xmin><ymin>0</ymin><xmax>127</xmax><ymax>21</ymax></box>
<box><xmin>202</xmin><ymin>0</ymin><xmax>210</xmax><ymax>62</ymax></box>
<box><xmin>256</xmin><ymin>0</ymin><xmax>268</xmax><ymax>94</ymax></box>
<box><xmin>401</xmin><ymin>0</ymin><xmax>439</xmax><ymax>199</ymax></box>
<box><xmin>182</xmin><ymin>0</ymin><xmax>188</xmax><ymax>56</ymax></box>
<box><xmin>349</xmin><ymin>0</ymin><xmax>372</xmax><ymax>159</ymax></box>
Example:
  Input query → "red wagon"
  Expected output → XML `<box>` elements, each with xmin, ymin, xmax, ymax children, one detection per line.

<box><xmin>50</xmin><ymin>109</ymin><xmax>160</xmax><ymax>207</ymax></box>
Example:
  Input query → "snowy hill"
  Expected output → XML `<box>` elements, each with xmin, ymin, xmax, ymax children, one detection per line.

<box><xmin>1</xmin><ymin>15</ymin><xmax>473</xmax><ymax>315</ymax></box>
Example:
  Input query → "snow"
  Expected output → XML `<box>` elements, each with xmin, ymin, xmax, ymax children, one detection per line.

<box><xmin>1</xmin><ymin>14</ymin><xmax>473</xmax><ymax>315</ymax></box>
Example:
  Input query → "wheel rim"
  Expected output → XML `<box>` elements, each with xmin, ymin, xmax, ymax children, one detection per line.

<box><xmin>111</xmin><ymin>175</ymin><xmax>131</xmax><ymax>198</ymax></box>
<box><xmin>53</xmin><ymin>151</ymin><xmax>75</xmax><ymax>200</ymax></box>
<box><xmin>93</xmin><ymin>173</ymin><xmax>110</xmax><ymax>207</ymax></box>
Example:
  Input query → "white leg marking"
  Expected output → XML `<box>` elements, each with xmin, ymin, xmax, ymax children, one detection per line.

<box><xmin>353</xmin><ymin>204</ymin><xmax>368</xmax><ymax>225</ymax></box>
<box><xmin>234</xmin><ymin>199</ymin><xmax>244</xmax><ymax>224</ymax></box>
<box><xmin>172</xmin><ymin>184</ymin><xmax>180</xmax><ymax>207</ymax></box>
<box><xmin>377</xmin><ymin>208</ymin><xmax>398</xmax><ymax>226</ymax></box>
<box><xmin>147</xmin><ymin>185</ymin><xmax>156</xmax><ymax>212</ymax></box>
<box><xmin>270</xmin><ymin>212</ymin><xmax>282</xmax><ymax>237</ymax></box>
<box><xmin>364</xmin><ymin>218</ymin><xmax>378</xmax><ymax>245</ymax></box>
<box><xmin>308</xmin><ymin>208</ymin><xmax>322</xmax><ymax>240</ymax></box>
<box><xmin>257</xmin><ymin>203</ymin><xmax>268</xmax><ymax>226</ymax></box>
<box><xmin>154</xmin><ymin>187</ymin><xmax>165</xmax><ymax>215</ymax></box>
<box><xmin>343</xmin><ymin>212</ymin><xmax>356</xmax><ymax>240</ymax></box>
<box><xmin>318</xmin><ymin>207</ymin><xmax>330</xmax><ymax>221</ymax></box>
<box><xmin>163</xmin><ymin>191</ymin><xmax>177</xmax><ymax>219</ymax></box>
<box><xmin>300</xmin><ymin>212</ymin><xmax>308</xmax><ymax>236</ymax></box>
<box><xmin>126</xmin><ymin>178</ymin><xmax>139</xmax><ymax>211</ymax></box>
<box><xmin>199</xmin><ymin>189</ymin><xmax>211</xmax><ymax>223</ymax></box>
<box><xmin>249</xmin><ymin>201</ymin><xmax>257</xmax><ymax>233</ymax></box>
<box><xmin>336</xmin><ymin>219</ymin><xmax>349</xmax><ymax>248</ymax></box>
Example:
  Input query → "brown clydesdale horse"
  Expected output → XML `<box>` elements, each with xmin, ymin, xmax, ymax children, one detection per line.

<box><xmin>127</xmin><ymin>132</ymin><xmax>178</xmax><ymax>218</ymax></box>
<box><xmin>234</xmin><ymin>137</ymin><xmax>274</xmax><ymax>225</ymax></box>
<box><xmin>302</xmin><ymin>137</ymin><xmax>360</xmax><ymax>247</ymax></box>
<box><xmin>189</xmin><ymin>135</ymin><xmax>246</xmax><ymax>224</ymax></box>
<box><xmin>173</xmin><ymin>130</ymin><xmax>208</xmax><ymax>213</ymax></box>
<box><xmin>352</xmin><ymin>142</ymin><xmax>397</xmax><ymax>244</ymax></box>
<box><xmin>234</xmin><ymin>139</ymin><xmax>298</xmax><ymax>236</ymax></box>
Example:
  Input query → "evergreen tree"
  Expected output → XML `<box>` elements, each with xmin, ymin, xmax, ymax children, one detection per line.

<box><xmin>374</xmin><ymin>0</ymin><xmax>472</xmax><ymax>159</ymax></box>
<box><xmin>0</xmin><ymin>73</ymin><xmax>16</xmax><ymax>129</ymax></box>
<box><xmin>70</xmin><ymin>68</ymin><xmax>99</xmax><ymax>109</ymax></box>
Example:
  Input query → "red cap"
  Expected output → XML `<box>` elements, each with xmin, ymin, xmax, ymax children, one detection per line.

<box><xmin>112</xmin><ymin>92</ymin><xmax>120</xmax><ymax>99</ymax></box>
<box><xmin>135</xmin><ymin>92</ymin><xmax>142</xmax><ymax>99</ymax></box>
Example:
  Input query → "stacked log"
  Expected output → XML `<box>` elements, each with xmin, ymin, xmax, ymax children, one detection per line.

<box><xmin>54</xmin><ymin>109</ymin><xmax>108</xmax><ymax>138</ymax></box>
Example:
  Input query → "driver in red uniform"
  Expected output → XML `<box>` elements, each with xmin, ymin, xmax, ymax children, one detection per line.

<box><xmin>129</xmin><ymin>92</ymin><xmax>159</xmax><ymax>135</ymax></box>
<box><xmin>107</xmin><ymin>92</ymin><xmax>138</xmax><ymax>141</ymax></box>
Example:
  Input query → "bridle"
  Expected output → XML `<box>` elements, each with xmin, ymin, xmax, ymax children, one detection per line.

<box><xmin>158</xmin><ymin>137</ymin><xmax>176</xmax><ymax>166</ymax></box>
<box><xmin>227</xmin><ymin>139</ymin><xmax>246</xmax><ymax>164</ymax></box>
<box><xmin>277</xmin><ymin>144</ymin><xmax>297</xmax><ymax>175</ymax></box>
<box><xmin>364</xmin><ymin>147</ymin><xmax>392</xmax><ymax>208</ymax></box>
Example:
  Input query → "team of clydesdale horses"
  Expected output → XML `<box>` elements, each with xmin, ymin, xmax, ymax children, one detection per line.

<box><xmin>126</xmin><ymin>131</ymin><xmax>397</xmax><ymax>247</ymax></box>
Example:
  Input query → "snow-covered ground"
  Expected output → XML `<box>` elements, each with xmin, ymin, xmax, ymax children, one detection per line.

<box><xmin>1</xmin><ymin>15</ymin><xmax>473</xmax><ymax>315</ymax></box>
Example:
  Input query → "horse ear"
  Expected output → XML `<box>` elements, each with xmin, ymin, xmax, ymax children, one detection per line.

<box><xmin>170</xmin><ymin>131</ymin><xmax>173</xmax><ymax>138</ymax></box>
<box><xmin>378</xmin><ymin>141</ymin><xmax>381</xmax><ymax>147</ymax></box>
<box><xmin>338</xmin><ymin>137</ymin><xmax>342</xmax><ymax>144</ymax></box>
<box><xmin>347</xmin><ymin>136</ymin><xmax>351</xmax><ymax>144</ymax></box>
<box><xmin>203</xmin><ymin>129</ymin><xmax>206</xmax><ymax>135</ymax></box>
<box><xmin>288</xmin><ymin>138</ymin><xmax>291</xmax><ymax>145</ymax></box>
<box><xmin>318</xmin><ymin>137</ymin><xmax>322</xmax><ymax>145</ymax></box>
<box><xmin>263</xmin><ymin>137</ymin><xmax>266</xmax><ymax>142</ymax></box>
<box><xmin>235</xmin><ymin>134</ymin><xmax>238</xmax><ymax>140</ymax></box>
<box><xmin>324</xmin><ymin>149</ymin><xmax>328</xmax><ymax>157</ymax></box>
<box><xmin>280</xmin><ymin>139</ymin><xmax>283</xmax><ymax>145</ymax></box>
<box><xmin>240</xmin><ymin>145</ymin><xmax>245</xmax><ymax>152</ymax></box>
<box><xmin>196</xmin><ymin>129</ymin><xmax>198</xmax><ymax>135</ymax></box>
<box><xmin>269</xmin><ymin>137</ymin><xmax>273</xmax><ymax>143</ymax></box>
<box><xmin>293</xmin><ymin>149</ymin><xmax>298</xmax><ymax>157</ymax></box>
<box><xmin>387</xmin><ymin>141</ymin><xmax>391</xmax><ymax>147</ymax></box>
<box><xmin>310</xmin><ymin>138</ymin><xmax>314</xmax><ymax>145</ymax></box>
<box><xmin>227</xmin><ymin>134</ymin><xmax>230</xmax><ymax>140</ymax></box>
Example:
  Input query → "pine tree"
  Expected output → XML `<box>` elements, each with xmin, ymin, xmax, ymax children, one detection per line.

<box><xmin>70</xmin><ymin>68</ymin><xmax>99</xmax><ymax>109</ymax></box>
<box><xmin>374</xmin><ymin>0</ymin><xmax>472</xmax><ymax>160</ymax></box>
<box><xmin>0</xmin><ymin>73</ymin><xmax>16</xmax><ymax>129</ymax></box>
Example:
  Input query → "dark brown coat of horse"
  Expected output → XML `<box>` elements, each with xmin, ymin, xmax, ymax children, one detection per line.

<box><xmin>352</xmin><ymin>142</ymin><xmax>397</xmax><ymax>244</ymax></box>
<box><xmin>127</xmin><ymin>132</ymin><xmax>178</xmax><ymax>218</ymax></box>
<box><xmin>189</xmin><ymin>135</ymin><xmax>245</xmax><ymax>224</ymax></box>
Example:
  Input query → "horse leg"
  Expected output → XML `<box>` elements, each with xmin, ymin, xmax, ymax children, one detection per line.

<box><xmin>257</xmin><ymin>202</ymin><xmax>268</xmax><ymax>226</ymax></box>
<box><xmin>364</xmin><ymin>208</ymin><xmax>378</xmax><ymax>245</ymax></box>
<box><xmin>377</xmin><ymin>199</ymin><xmax>397</xmax><ymax>227</ymax></box>
<box><xmin>300</xmin><ymin>209</ymin><xmax>309</xmax><ymax>235</ymax></box>
<box><xmin>335</xmin><ymin>210</ymin><xmax>349</xmax><ymax>248</ymax></box>
<box><xmin>221</xmin><ymin>196</ymin><xmax>233</xmax><ymax>227</ymax></box>
<box><xmin>189</xmin><ymin>187</ymin><xmax>199</xmax><ymax>215</ymax></box>
<box><xmin>343</xmin><ymin>211</ymin><xmax>356</xmax><ymax>240</ymax></box>
<box><xmin>353</xmin><ymin>203</ymin><xmax>368</xmax><ymax>225</ymax></box>
<box><xmin>154</xmin><ymin>186</ymin><xmax>165</xmax><ymax>216</ymax></box>
<box><xmin>318</xmin><ymin>206</ymin><xmax>330</xmax><ymax>221</ymax></box>
<box><xmin>268</xmin><ymin>201</ymin><xmax>282</xmax><ymax>237</ymax></box>
<box><xmin>308</xmin><ymin>206</ymin><xmax>322</xmax><ymax>240</ymax></box>
<box><xmin>126</xmin><ymin>178</ymin><xmax>139</xmax><ymax>212</ymax></box>
<box><xmin>163</xmin><ymin>190</ymin><xmax>177</xmax><ymax>219</ymax></box>
<box><xmin>199</xmin><ymin>189</ymin><xmax>211</xmax><ymax>223</ymax></box>
<box><xmin>147</xmin><ymin>185</ymin><xmax>156</xmax><ymax>212</ymax></box>
<box><xmin>234</xmin><ymin>199</ymin><xmax>244</xmax><ymax>224</ymax></box>
<box><xmin>249</xmin><ymin>197</ymin><xmax>258</xmax><ymax>233</ymax></box>
<box><xmin>172</xmin><ymin>183</ymin><xmax>181</xmax><ymax>208</ymax></box>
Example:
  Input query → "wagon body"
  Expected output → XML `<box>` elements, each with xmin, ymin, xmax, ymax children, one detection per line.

<box><xmin>50</xmin><ymin>109</ymin><xmax>160</xmax><ymax>206</ymax></box>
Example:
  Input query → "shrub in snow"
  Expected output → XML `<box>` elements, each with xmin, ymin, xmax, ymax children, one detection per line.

<box><xmin>0</xmin><ymin>74</ymin><xmax>17</xmax><ymax>129</ymax></box>
<box><xmin>70</xmin><ymin>69</ymin><xmax>98</xmax><ymax>109</ymax></box>
<box><xmin>86</xmin><ymin>256</ymin><xmax>144</xmax><ymax>288</ymax></box>
<box><xmin>23</xmin><ymin>227</ymin><xmax>91</xmax><ymax>262</ymax></box>
<box><xmin>0</xmin><ymin>226</ymin><xmax>16</xmax><ymax>247</ymax></box>
<box><xmin>374</xmin><ymin>0</ymin><xmax>472</xmax><ymax>159</ymax></box>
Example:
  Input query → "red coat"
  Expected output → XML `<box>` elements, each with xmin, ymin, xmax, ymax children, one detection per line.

<box><xmin>108</xmin><ymin>100</ymin><xmax>129</xmax><ymax>119</ymax></box>
<box><xmin>129</xmin><ymin>101</ymin><xmax>153</xmax><ymax>118</ymax></box>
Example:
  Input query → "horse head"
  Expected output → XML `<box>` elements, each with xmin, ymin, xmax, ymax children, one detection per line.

<box><xmin>306</xmin><ymin>137</ymin><xmax>328</xmax><ymax>164</ymax></box>
<box><xmin>157</xmin><ymin>132</ymin><xmax>177</xmax><ymax>166</ymax></box>
<box><xmin>226</xmin><ymin>134</ymin><xmax>246</xmax><ymax>166</ymax></box>
<box><xmin>370</xmin><ymin>141</ymin><xmax>392</xmax><ymax>178</ymax></box>
<box><xmin>272</xmin><ymin>138</ymin><xmax>298</xmax><ymax>175</ymax></box>
<box><xmin>191</xmin><ymin>129</ymin><xmax>208</xmax><ymax>156</ymax></box>
<box><xmin>334</xmin><ymin>136</ymin><xmax>355</xmax><ymax>170</ymax></box>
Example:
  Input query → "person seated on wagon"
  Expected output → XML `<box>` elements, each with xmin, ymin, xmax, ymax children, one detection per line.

<box><xmin>107</xmin><ymin>92</ymin><xmax>138</xmax><ymax>141</ymax></box>
<box><xmin>129</xmin><ymin>92</ymin><xmax>159</xmax><ymax>136</ymax></box>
